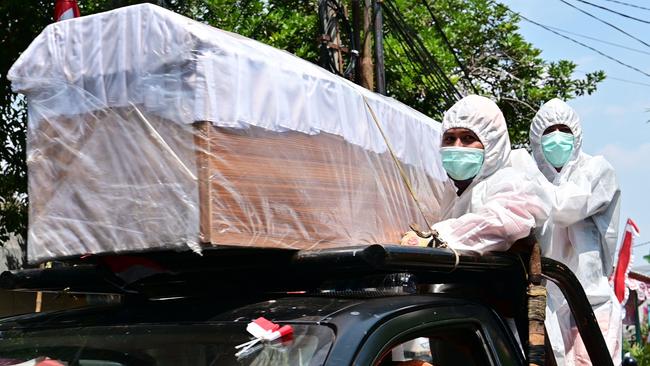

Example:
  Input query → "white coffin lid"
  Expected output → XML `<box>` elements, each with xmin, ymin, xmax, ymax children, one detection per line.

<box><xmin>8</xmin><ymin>3</ymin><xmax>445</xmax><ymax>179</ymax></box>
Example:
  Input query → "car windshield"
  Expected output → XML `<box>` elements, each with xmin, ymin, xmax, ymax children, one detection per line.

<box><xmin>0</xmin><ymin>323</ymin><xmax>334</xmax><ymax>366</ymax></box>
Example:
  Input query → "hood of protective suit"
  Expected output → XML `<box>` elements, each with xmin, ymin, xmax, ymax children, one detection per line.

<box><xmin>442</xmin><ymin>95</ymin><xmax>511</xmax><ymax>181</ymax></box>
<box><xmin>530</xmin><ymin>98</ymin><xmax>583</xmax><ymax>181</ymax></box>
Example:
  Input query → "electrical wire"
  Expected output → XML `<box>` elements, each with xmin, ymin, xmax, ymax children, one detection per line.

<box><xmin>607</xmin><ymin>76</ymin><xmax>650</xmax><ymax>87</ymax></box>
<box><xmin>382</xmin><ymin>0</ymin><xmax>461</xmax><ymax>106</ymax></box>
<box><xmin>575</xmin><ymin>70</ymin><xmax>650</xmax><ymax>87</ymax></box>
<box><xmin>386</xmin><ymin>34</ymin><xmax>454</xmax><ymax>111</ymax></box>
<box><xmin>519</xmin><ymin>15</ymin><xmax>650</xmax><ymax>78</ymax></box>
<box><xmin>385</xmin><ymin>0</ymin><xmax>461</xmax><ymax>100</ymax></box>
<box><xmin>599</xmin><ymin>0</ymin><xmax>650</xmax><ymax>12</ymax></box>
<box><xmin>382</xmin><ymin>4</ymin><xmax>455</xmax><ymax>98</ymax></box>
<box><xmin>318</xmin><ymin>0</ymin><xmax>358</xmax><ymax>78</ymax></box>
<box><xmin>634</xmin><ymin>240</ymin><xmax>650</xmax><ymax>248</ymax></box>
<box><xmin>572</xmin><ymin>0</ymin><xmax>650</xmax><ymax>23</ymax></box>
<box><xmin>421</xmin><ymin>0</ymin><xmax>478</xmax><ymax>93</ymax></box>
<box><xmin>557</xmin><ymin>0</ymin><xmax>650</xmax><ymax>49</ymax></box>
<box><xmin>544</xmin><ymin>25</ymin><xmax>650</xmax><ymax>56</ymax></box>
<box><xmin>383</xmin><ymin>13</ymin><xmax>450</xmax><ymax>95</ymax></box>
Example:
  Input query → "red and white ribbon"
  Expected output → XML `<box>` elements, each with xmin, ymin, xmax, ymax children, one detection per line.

<box><xmin>611</xmin><ymin>218</ymin><xmax>640</xmax><ymax>305</ymax></box>
<box><xmin>235</xmin><ymin>317</ymin><xmax>293</xmax><ymax>357</ymax></box>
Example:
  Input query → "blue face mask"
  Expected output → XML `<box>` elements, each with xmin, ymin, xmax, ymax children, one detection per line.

<box><xmin>440</xmin><ymin>147</ymin><xmax>484</xmax><ymax>181</ymax></box>
<box><xmin>541</xmin><ymin>131</ymin><xmax>575</xmax><ymax>168</ymax></box>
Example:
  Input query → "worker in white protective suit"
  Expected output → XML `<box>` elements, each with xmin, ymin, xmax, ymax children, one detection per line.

<box><xmin>529</xmin><ymin>98</ymin><xmax>621</xmax><ymax>366</ymax></box>
<box><xmin>402</xmin><ymin>94</ymin><xmax>550</xmax><ymax>254</ymax></box>
<box><xmin>398</xmin><ymin>95</ymin><xmax>550</xmax><ymax>360</ymax></box>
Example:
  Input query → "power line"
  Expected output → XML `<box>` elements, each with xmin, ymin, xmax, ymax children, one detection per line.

<box><xmin>421</xmin><ymin>0</ymin><xmax>478</xmax><ymax>94</ymax></box>
<box><xmin>501</xmin><ymin>2</ymin><xmax>650</xmax><ymax>81</ymax></box>
<box><xmin>574</xmin><ymin>69</ymin><xmax>650</xmax><ymax>87</ymax></box>
<box><xmin>599</xmin><ymin>0</ymin><xmax>650</xmax><ymax>12</ymax></box>
<box><xmin>607</xmin><ymin>76</ymin><xmax>650</xmax><ymax>87</ymax></box>
<box><xmin>545</xmin><ymin>25</ymin><xmax>650</xmax><ymax>56</ymax></box>
<box><xmin>557</xmin><ymin>0</ymin><xmax>650</xmax><ymax>49</ymax></box>
<box><xmin>384</xmin><ymin>13</ymin><xmax>455</xmax><ymax>99</ymax></box>
<box><xmin>635</xmin><ymin>240</ymin><xmax>650</xmax><ymax>248</ymax></box>
<box><xmin>518</xmin><ymin>14</ymin><xmax>650</xmax><ymax>78</ymax></box>
<box><xmin>382</xmin><ymin>0</ymin><xmax>461</xmax><ymax>107</ymax></box>
<box><xmin>573</xmin><ymin>0</ymin><xmax>650</xmax><ymax>24</ymax></box>
<box><xmin>385</xmin><ymin>34</ymin><xmax>454</xmax><ymax>114</ymax></box>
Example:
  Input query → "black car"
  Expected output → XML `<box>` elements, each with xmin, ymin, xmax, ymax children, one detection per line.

<box><xmin>0</xmin><ymin>294</ymin><xmax>522</xmax><ymax>365</ymax></box>
<box><xmin>0</xmin><ymin>244</ymin><xmax>612</xmax><ymax>366</ymax></box>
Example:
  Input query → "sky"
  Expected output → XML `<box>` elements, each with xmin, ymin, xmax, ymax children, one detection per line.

<box><xmin>499</xmin><ymin>0</ymin><xmax>650</xmax><ymax>272</ymax></box>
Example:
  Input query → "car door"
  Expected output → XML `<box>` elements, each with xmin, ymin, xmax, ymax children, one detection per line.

<box><xmin>350</xmin><ymin>303</ymin><xmax>525</xmax><ymax>366</ymax></box>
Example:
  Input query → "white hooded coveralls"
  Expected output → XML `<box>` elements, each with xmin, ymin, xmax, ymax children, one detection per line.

<box><xmin>431</xmin><ymin>95</ymin><xmax>550</xmax><ymax>254</ymax></box>
<box><xmin>530</xmin><ymin>98</ymin><xmax>621</xmax><ymax>366</ymax></box>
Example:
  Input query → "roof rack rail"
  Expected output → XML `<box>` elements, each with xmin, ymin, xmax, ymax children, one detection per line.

<box><xmin>542</xmin><ymin>257</ymin><xmax>613</xmax><ymax>366</ymax></box>
<box><xmin>1</xmin><ymin>245</ymin><xmax>522</xmax><ymax>296</ymax></box>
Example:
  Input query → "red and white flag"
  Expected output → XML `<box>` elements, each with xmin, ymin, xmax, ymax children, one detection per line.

<box><xmin>54</xmin><ymin>0</ymin><xmax>80</xmax><ymax>22</ymax></box>
<box><xmin>611</xmin><ymin>218</ymin><xmax>640</xmax><ymax>304</ymax></box>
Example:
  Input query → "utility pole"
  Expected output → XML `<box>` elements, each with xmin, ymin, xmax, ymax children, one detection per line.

<box><xmin>360</xmin><ymin>0</ymin><xmax>374</xmax><ymax>91</ymax></box>
<box><xmin>373</xmin><ymin>0</ymin><xmax>385</xmax><ymax>94</ymax></box>
<box><xmin>351</xmin><ymin>0</ymin><xmax>362</xmax><ymax>85</ymax></box>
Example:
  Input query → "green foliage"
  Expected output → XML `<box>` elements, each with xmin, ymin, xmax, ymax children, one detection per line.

<box><xmin>0</xmin><ymin>0</ymin><xmax>605</xmax><ymax>252</ymax></box>
<box><xmin>628</xmin><ymin>343</ymin><xmax>650</xmax><ymax>366</ymax></box>
<box><xmin>0</xmin><ymin>1</ymin><xmax>53</xmax><ymax>246</ymax></box>
<box><xmin>384</xmin><ymin>0</ymin><xmax>605</xmax><ymax>145</ymax></box>
<box><xmin>624</xmin><ymin>323</ymin><xmax>650</xmax><ymax>365</ymax></box>
<box><xmin>0</xmin><ymin>0</ymin><xmax>145</xmax><ymax>248</ymax></box>
<box><xmin>167</xmin><ymin>0</ymin><xmax>319</xmax><ymax>61</ymax></box>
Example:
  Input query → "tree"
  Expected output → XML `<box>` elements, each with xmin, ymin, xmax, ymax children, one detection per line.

<box><xmin>0</xmin><ymin>1</ymin><xmax>52</xmax><ymax>249</ymax></box>
<box><xmin>0</xmin><ymin>0</ymin><xmax>144</xmax><ymax>257</ymax></box>
<box><xmin>382</xmin><ymin>0</ymin><xmax>604</xmax><ymax>145</ymax></box>
<box><xmin>0</xmin><ymin>0</ymin><xmax>604</xmax><ymax>258</ymax></box>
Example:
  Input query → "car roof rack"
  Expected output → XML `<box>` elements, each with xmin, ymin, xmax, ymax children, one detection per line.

<box><xmin>1</xmin><ymin>244</ymin><xmax>521</xmax><ymax>295</ymax></box>
<box><xmin>0</xmin><ymin>244</ymin><xmax>612</xmax><ymax>366</ymax></box>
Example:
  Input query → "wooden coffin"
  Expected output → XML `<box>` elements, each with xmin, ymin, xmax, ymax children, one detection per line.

<box><xmin>26</xmin><ymin>107</ymin><xmax>447</xmax><ymax>262</ymax></box>
<box><xmin>193</xmin><ymin>121</ymin><xmax>446</xmax><ymax>249</ymax></box>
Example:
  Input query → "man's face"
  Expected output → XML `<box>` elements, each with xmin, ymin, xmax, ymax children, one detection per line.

<box><xmin>542</xmin><ymin>124</ymin><xmax>572</xmax><ymax>136</ymax></box>
<box><xmin>442</xmin><ymin>128</ymin><xmax>484</xmax><ymax>149</ymax></box>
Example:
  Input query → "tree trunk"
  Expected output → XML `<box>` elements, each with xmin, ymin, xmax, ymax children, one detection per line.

<box><xmin>360</xmin><ymin>0</ymin><xmax>374</xmax><ymax>91</ymax></box>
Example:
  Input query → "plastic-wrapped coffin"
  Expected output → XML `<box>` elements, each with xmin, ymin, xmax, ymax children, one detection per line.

<box><xmin>8</xmin><ymin>4</ymin><xmax>450</xmax><ymax>263</ymax></box>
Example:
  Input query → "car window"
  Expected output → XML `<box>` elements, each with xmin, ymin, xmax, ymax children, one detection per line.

<box><xmin>374</xmin><ymin>324</ymin><xmax>492</xmax><ymax>366</ymax></box>
<box><xmin>0</xmin><ymin>323</ymin><xmax>334</xmax><ymax>366</ymax></box>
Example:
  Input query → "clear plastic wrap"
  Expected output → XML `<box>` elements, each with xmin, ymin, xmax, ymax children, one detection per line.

<box><xmin>8</xmin><ymin>4</ymin><xmax>450</xmax><ymax>263</ymax></box>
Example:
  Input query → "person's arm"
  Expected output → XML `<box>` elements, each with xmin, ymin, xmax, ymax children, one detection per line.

<box><xmin>431</xmin><ymin>171</ymin><xmax>550</xmax><ymax>255</ymax></box>
<box><xmin>548</xmin><ymin>156</ymin><xmax>619</xmax><ymax>228</ymax></box>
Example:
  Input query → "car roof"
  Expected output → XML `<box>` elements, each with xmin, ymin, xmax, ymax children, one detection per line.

<box><xmin>215</xmin><ymin>294</ymin><xmax>473</xmax><ymax>323</ymax></box>
<box><xmin>0</xmin><ymin>293</ymin><xmax>479</xmax><ymax>331</ymax></box>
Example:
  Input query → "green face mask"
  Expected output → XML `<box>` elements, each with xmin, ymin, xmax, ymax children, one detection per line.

<box><xmin>541</xmin><ymin>131</ymin><xmax>575</xmax><ymax>168</ymax></box>
<box><xmin>440</xmin><ymin>147</ymin><xmax>484</xmax><ymax>181</ymax></box>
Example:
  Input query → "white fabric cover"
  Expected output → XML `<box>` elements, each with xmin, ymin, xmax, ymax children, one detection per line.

<box><xmin>530</xmin><ymin>98</ymin><xmax>622</xmax><ymax>366</ymax></box>
<box><xmin>430</xmin><ymin>95</ymin><xmax>551</xmax><ymax>253</ymax></box>
<box><xmin>8</xmin><ymin>3</ymin><xmax>444</xmax><ymax>179</ymax></box>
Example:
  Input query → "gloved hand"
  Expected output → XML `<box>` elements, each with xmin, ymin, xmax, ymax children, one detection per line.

<box><xmin>400</xmin><ymin>223</ymin><xmax>450</xmax><ymax>249</ymax></box>
<box><xmin>400</xmin><ymin>230</ymin><xmax>432</xmax><ymax>247</ymax></box>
